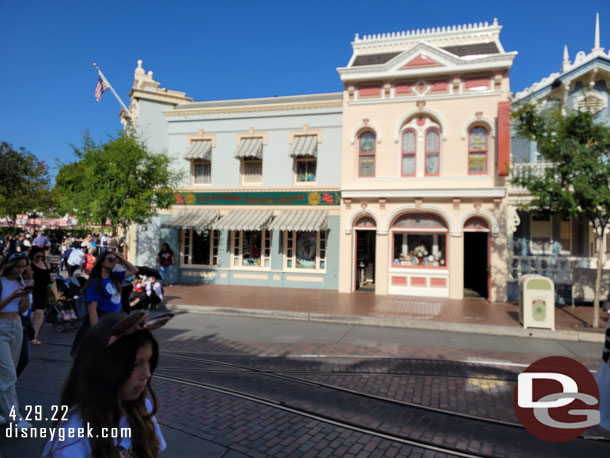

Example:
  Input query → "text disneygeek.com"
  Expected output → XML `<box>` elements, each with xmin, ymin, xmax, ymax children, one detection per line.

<box><xmin>4</xmin><ymin>423</ymin><xmax>132</xmax><ymax>441</ymax></box>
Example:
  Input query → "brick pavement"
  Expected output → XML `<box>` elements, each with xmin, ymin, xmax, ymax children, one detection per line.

<box><xmin>164</xmin><ymin>284</ymin><xmax>609</xmax><ymax>336</ymax></box>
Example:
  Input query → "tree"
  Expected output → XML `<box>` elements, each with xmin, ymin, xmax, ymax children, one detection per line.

<box><xmin>54</xmin><ymin>131</ymin><xmax>183</xmax><ymax>245</ymax></box>
<box><xmin>0</xmin><ymin>142</ymin><xmax>54</xmax><ymax>223</ymax></box>
<box><xmin>512</xmin><ymin>104</ymin><xmax>610</xmax><ymax>328</ymax></box>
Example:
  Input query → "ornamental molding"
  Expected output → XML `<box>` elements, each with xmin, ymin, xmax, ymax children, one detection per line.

<box><xmin>236</xmin><ymin>127</ymin><xmax>268</xmax><ymax>146</ymax></box>
<box><xmin>383</xmin><ymin>204</ymin><xmax>457</xmax><ymax>234</ymax></box>
<box><xmin>341</xmin><ymin>188</ymin><xmax>506</xmax><ymax>199</ymax></box>
<box><xmin>394</xmin><ymin>107</ymin><xmax>447</xmax><ymax>141</ymax></box>
<box><xmin>514</xmin><ymin>51</ymin><xmax>610</xmax><ymax>101</ymax></box>
<box><xmin>187</xmin><ymin>129</ymin><xmax>217</xmax><ymax>148</ymax></box>
<box><xmin>458</xmin><ymin>209</ymin><xmax>500</xmax><ymax>236</ymax></box>
<box><xmin>461</xmin><ymin>116</ymin><xmax>496</xmax><ymax>139</ymax></box>
<box><xmin>289</xmin><ymin>124</ymin><xmax>324</xmax><ymax>144</ymax></box>
<box><xmin>164</xmin><ymin>100</ymin><xmax>343</xmax><ymax>117</ymax></box>
<box><xmin>350</xmin><ymin>121</ymin><xmax>383</xmax><ymax>145</ymax></box>
<box><xmin>345</xmin><ymin>209</ymin><xmax>382</xmax><ymax>234</ymax></box>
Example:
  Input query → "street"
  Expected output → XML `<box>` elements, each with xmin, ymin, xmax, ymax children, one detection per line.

<box><xmin>3</xmin><ymin>312</ymin><xmax>609</xmax><ymax>457</ymax></box>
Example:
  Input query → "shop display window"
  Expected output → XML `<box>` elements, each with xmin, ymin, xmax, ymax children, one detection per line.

<box><xmin>391</xmin><ymin>213</ymin><xmax>447</xmax><ymax>268</ymax></box>
<box><xmin>284</xmin><ymin>231</ymin><xmax>327</xmax><ymax>270</ymax></box>
<box><xmin>231</xmin><ymin>230</ymin><xmax>271</xmax><ymax>268</ymax></box>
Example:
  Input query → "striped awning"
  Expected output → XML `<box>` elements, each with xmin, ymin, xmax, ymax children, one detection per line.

<box><xmin>268</xmin><ymin>210</ymin><xmax>329</xmax><ymax>231</ymax></box>
<box><xmin>288</xmin><ymin>135</ymin><xmax>318</xmax><ymax>157</ymax></box>
<box><xmin>234</xmin><ymin>138</ymin><xmax>263</xmax><ymax>159</ymax></box>
<box><xmin>184</xmin><ymin>140</ymin><xmax>212</xmax><ymax>160</ymax></box>
<box><xmin>213</xmin><ymin>209</ymin><xmax>274</xmax><ymax>231</ymax></box>
<box><xmin>161</xmin><ymin>210</ymin><xmax>219</xmax><ymax>230</ymax></box>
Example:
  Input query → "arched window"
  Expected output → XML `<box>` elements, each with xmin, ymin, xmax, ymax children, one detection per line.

<box><xmin>355</xmin><ymin>216</ymin><xmax>376</xmax><ymax>227</ymax></box>
<box><xmin>425</xmin><ymin>128</ymin><xmax>440</xmax><ymax>176</ymax></box>
<box><xmin>401</xmin><ymin>129</ymin><xmax>416</xmax><ymax>176</ymax></box>
<box><xmin>358</xmin><ymin>131</ymin><xmax>376</xmax><ymax>177</ymax></box>
<box><xmin>468</xmin><ymin>126</ymin><xmax>488</xmax><ymax>174</ymax></box>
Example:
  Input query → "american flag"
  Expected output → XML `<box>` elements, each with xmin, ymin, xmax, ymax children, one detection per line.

<box><xmin>94</xmin><ymin>76</ymin><xmax>109</xmax><ymax>102</ymax></box>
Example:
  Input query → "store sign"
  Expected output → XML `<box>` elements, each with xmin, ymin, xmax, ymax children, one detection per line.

<box><xmin>174</xmin><ymin>191</ymin><xmax>341</xmax><ymax>206</ymax></box>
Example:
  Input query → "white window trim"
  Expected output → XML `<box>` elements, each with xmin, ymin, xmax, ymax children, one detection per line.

<box><xmin>230</xmin><ymin>230</ymin><xmax>271</xmax><ymax>270</ymax></box>
<box><xmin>283</xmin><ymin>231</ymin><xmax>327</xmax><ymax>272</ymax></box>
<box><xmin>181</xmin><ymin>229</ymin><xmax>219</xmax><ymax>268</ymax></box>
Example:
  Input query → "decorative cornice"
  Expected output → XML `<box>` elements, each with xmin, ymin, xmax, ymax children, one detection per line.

<box><xmin>164</xmin><ymin>99</ymin><xmax>343</xmax><ymax>117</ymax></box>
<box><xmin>341</xmin><ymin>188</ymin><xmax>506</xmax><ymax>199</ymax></box>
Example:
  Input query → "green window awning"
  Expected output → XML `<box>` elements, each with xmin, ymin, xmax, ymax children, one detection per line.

<box><xmin>161</xmin><ymin>210</ymin><xmax>219</xmax><ymax>230</ymax></box>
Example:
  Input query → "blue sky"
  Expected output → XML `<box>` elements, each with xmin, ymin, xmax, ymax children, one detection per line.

<box><xmin>0</xmin><ymin>0</ymin><xmax>607</xmax><ymax>176</ymax></box>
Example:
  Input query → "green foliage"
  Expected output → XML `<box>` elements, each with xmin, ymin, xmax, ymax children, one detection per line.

<box><xmin>0</xmin><ymin>142</ymin><xmax>54</xmax><ymax>222</ymax></box>
<box><xmin>512</xmin><ymin>104</ymin><xmax>610</xmax><ymax>327</ymax></box>
<box><xmin>54</xmin><ymin>131</ymin><xmax>183</xmax><ymax>231</ymax></box>
<box><xmin>512</xmin><ymin>105</ymin><xmax>610</xmax><ymax>230</ymax></box>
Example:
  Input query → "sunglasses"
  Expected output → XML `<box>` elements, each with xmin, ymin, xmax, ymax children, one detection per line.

<box><xmin>105</xmin><ymin>257</ymin><xmax>118</xmax><ymax>263</ymax></box>
<box><xmin>9</xmin><ymin>253</ymin><xmax>28</xmax><ymax>261</ymax></box>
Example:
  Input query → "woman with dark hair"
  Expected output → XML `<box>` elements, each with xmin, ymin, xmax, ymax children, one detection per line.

<box><xmin>71</xmin><ymin>251</ymin><xmax>138</xmax><ymax>356</ymax></box>
<box><xmin>0</xmin><ymin>253</ymin><xmax>32</xmax><ymax>428</ymax></box>
<box><xmin>156</xmin><ymin>243</ymin><xmax>175</xmax><ymax>287</ymax></box>
<box><xmin>43</xmin><ymin>312</ymin><xmax>170</xmax><ymax>457</ymax></box>
<box><xmin>28</xmin><ymin>247</ymin><xmax>51</xmax><ymax>345</ymax></box>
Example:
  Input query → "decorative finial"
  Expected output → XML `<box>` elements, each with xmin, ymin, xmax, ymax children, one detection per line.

<box><xmin>137</xmin><ymin>59</ymin><xmax>143</xmax><ymax>68</ymax></box>
<box><xmin>562</xmin><ymin>45</ymin><xmax>570</xmax><ymax>72</ymax></box>
<box><xmin>592</xmin><ymin>13</ymin><xmax>603</xmax><ymax>55</ymax></box>
<box><xmin>493</xmin><ymin>17</ymin><xmax>498</xmax><ymax>26</ymax></box>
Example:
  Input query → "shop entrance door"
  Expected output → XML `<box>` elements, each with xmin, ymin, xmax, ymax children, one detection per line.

<box><xmin>355</xmin><ymin>230</ymin><xmax>376</xmax><ymax>292</ymax></box>
<box><xmin>464</xmin><ymin>232</ymin><xmax>489</xmax><ymax>299</ymax></box>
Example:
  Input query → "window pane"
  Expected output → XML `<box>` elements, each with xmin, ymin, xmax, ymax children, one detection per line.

<box><xmin>194</xmin><ymin>161</ymin><xmax>211</xmax><ymax>184</ymax></box>
<box><xmin>192</xmin><ymin>230</ymin><xmax>211</xmax><ymax>265</ymax></box>
<box><xmin>242</xmin><ymin>231</ymin><xmax>262</xmax><ymax>267</ymax></box>
<box><xmin>359</xmin><ymin>132</ymin><xmax>375</xmax><ymax>153</ymax></box>
<box><xmin>402</xmin><ymin>154</ymin><xmax>415</xmax><ymax>175</ymax></box>
<box><xmin>392</xmin><ymin>233</ymin><xmax>446</xmax><ymax>266</ymax></box>
<box><xmin>297</xmin><ymin>159</ymin><xmax>316</xmax><ymax>182</ymax></box>
<box><xmin>359</xmin><ymin>156</ymin><xmax>375</xmax><ymax>177</ymax></box>
<box><xmin>425</xmin><ymin>153</ymin><xmax>439</xmax><ymax>175</ymax></box>
<box><xmin>426</xmin><ymin>130</ymin><xmax>439</xmax><ymax>151</ymax></box>
<box><xmin>243</xmin><ymin>160</ymin><xmax>262</xmax><ymax>183</ymax></box>
<box><xmin>469</xmin><ymin>127</ymin><xmax>487</xmax><ymax>150</ymax></box>
<box><xmin>469</xmin><ymin>153</ymin><xmax>486</xmax><ymax>173</ymax></box>
<box><xmin>402</xmin><ymin>131</ymin><xmax>415</xmax><ymax>153</ymax></box>
<box><xmin>296</xmin><ymin>232</ymin><xmax>317</xmax><ymax>269</ymax></box>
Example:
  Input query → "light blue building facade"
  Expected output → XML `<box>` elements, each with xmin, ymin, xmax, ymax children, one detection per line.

<box><xmin>506</xmin><ymin>18</ymin><xmax>610</xmax><ymax>302</ymax></box>
<box><xmin>124</xmin><ymin>61</ymin><xmax>343</xmax><ymax>290</ymax></box>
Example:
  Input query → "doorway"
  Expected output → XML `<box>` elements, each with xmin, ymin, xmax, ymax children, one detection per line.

<box><xmin>355</xmin><ymin>230</ymin><xmax>376</xmax><ymax>292</ymax></box>
<box><xmin>464</xmin><ymin>232</ymin><xmax>489</xmax><ymax>299</ymax></box>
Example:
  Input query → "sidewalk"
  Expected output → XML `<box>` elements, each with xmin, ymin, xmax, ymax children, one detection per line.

<box><xmin>163</xmin><ymin>284</ymin><xmax>608</xmax><ymax>342</ymax></box>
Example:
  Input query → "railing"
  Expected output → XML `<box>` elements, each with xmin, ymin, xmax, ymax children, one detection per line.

<box><xmin>508</xmin><ymin>255</ymin><xmax>591</xmax><ymax>284</ymax></box>
<box><xmin>508</xmin><ymin>162</ymin><xmax>555</xmax><ymax>194</ymax></box>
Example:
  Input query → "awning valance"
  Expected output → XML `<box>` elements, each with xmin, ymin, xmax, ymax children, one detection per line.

<box><xmin>161</xmin><ymin>210</ymin><xmax>219</xmax><ymax>230</ymax></box>
<box><xmin>288</xmin><ymin>135</ymin><xmax>318</xmax><ymax>157</ymax></box>
<box><xmin>213</xmin><ymin>209</ymin><xmax>274</xmax><ymax>231</ymax></box>
<box><xmin>268</xmin><ymin>209</ymin><xmax>329</xmax><ymax>231</ymax></box>
<box><xmin>184</xmin><ymin>140</ymin><xmax>212</xmax><ymax>160</ymax></box>
<box><xmin>234</xmin><ymin>138</ymin><xmax>263</xmax><ymax>159</ymax></box>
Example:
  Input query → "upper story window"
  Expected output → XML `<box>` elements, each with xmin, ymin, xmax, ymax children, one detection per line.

<box><xmin>425</xmin><ymin>128</ymin><xmax>440</xmax><ymax>176</ymax></box>
<box><xmin>193</xmin><ymin>160</ymin><xmax>211</xmax><ymax>184</ymax></box>
<box><xmin>185</xmin><ymin>139</ymin><xmax>213</xmax><ymax>185</ymax></box>
<box><xmin>358</xmin><ymin>131</ymin><xmax>376</xmax><ymax>177</ymax></box>
<box><xmin>296</xmin><ymin>158</ymin><xmax>316</xmax><ymax>183</ymax></box>
<box><xmin>468</xmin><ymin>126</ymin><xmax>488</xmax><ymax>174</ymax></box>
<box><xmin>401</xmin><ymin>129</ymin><xmax>416</xmax><ymax>176</ymax></box>
<box><xmin>235</xmin><ymin>137</ymin><xmax>264</xmax><ymax>185</ymax></box>
<box><xmin>289</xmin><ymin>135</ymin><xmax>318</xmax><ymax>184</ymax></box>
<box><xmin>242</xmin><ymin>159</ymin><xmax>262</xmax><ymax>184</ymax></box>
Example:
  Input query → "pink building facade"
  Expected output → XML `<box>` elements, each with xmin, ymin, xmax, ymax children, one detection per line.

<box><xmin>337</xmin><ymin>20</ymin><xmax>515</xmax><ymax>301</ymax></box>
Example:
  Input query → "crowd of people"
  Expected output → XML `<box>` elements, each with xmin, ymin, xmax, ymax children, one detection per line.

<box><xmin>0</xmin><ymin>229</ymin><xmax>175</xmax><ymax>456</ymax></box>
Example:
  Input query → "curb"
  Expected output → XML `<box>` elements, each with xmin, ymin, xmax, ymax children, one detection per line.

<box><xmin>165</xmin><ymin>303</ymin><xmax>605</xmax><ymax>343</ymax></box>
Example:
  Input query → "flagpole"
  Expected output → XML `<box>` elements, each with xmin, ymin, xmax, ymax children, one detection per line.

<box><xmin>92</xmin><ymin>62</ymin><xmax>132</xmax><ymax>118</ymax></box>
